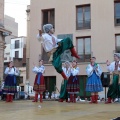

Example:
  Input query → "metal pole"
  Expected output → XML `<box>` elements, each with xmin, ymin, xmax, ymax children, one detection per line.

<box><xmin>105</xmin><ymin>87</ymin><xmax>107</xmax><ymax>102</ymax></box>
<box><xmin>28</xmin><ymin>83</ymin><xmax>29</xmax><ymax>99</ymax></box>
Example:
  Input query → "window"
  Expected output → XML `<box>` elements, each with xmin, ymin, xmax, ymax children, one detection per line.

<box><xmin>4</xmin><ymin>57</ymin><xmax>7</xmax><ymax>60</ymax></box>
<box><xmin>42</xmin><ymin>9</ymin><xmax>55</xmax><ymax>29</ymax></box>
<box><xmin>15</xmin><ymin>40</ymin><xmax>19</xmax><ymax>49</ymax></box>
<box><xmin>20</xmin><ymin>77</ymin><xmax>23</xmax><ymax>84</ymax></box>
<box><xmin>15</xmin><ymin>51</ymin><xmax>19</xmax><ymax>58</ymax></box>
<box><xmin>115</xmin><ymin>35</ymin><xmax>120</xmax><ymax>52</ymax></box>
<box><xmin>77</xmin><ymin>37</ymin><xmax>91</xmax><ymax>62</ymax></box>
<box><xmin>76</xmin><ymin>5</ymin><xmax>91</xmax><ymax>30</ymax></box>
<box><xmin>6</xmin><ymin>52</ymin><xmax>10</xmax><ymax>55</ymax></box>
<box><xmin>115</xmin><ymin>1</ymin><xmax>120</xmax><ymax>26</ymax></box>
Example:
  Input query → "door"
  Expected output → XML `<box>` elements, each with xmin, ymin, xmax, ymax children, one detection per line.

<box><xmin>44</xmin><ymin>76</ymin><xmax>56</xmax><ymax>98</ymax></box>
<box><xmin>77</xmin><ymin>75</ymin><xmax>91</xmax><ymax>99</ymax></box>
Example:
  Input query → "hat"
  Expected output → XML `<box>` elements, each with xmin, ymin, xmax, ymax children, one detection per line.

<box><xmin>114</xmin><ymin>53</ymin><xmax>120</xmax><ymax>58</ymax></box>
<box><xmin>43</xmin><ymin>24</ymin><xmax>53</xmax><ymax>33</ymax></box>
<box><xmin>64</xmin><ymin>61</ymin><xmax>70</xmax><ymax>65</ymax></box>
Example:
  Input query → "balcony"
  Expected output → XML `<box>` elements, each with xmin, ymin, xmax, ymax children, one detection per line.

<box><xmin>76</xmin><ymin>19</ymin><xmax>91</xmax><ymax>30</ymax></box>
<box><xmin>115</xmin><ymin>16</ymin><xmax>120</xmax><ymax>26</ymax></box>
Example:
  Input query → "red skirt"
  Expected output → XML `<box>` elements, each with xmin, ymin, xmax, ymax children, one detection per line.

<box><xmin>67</xmin><ymin>75</ymin><xmax>80</xmax><ymax>93</ymax></box>
<box><xmin>33</xmin><ymin>74</ymin><xmax>45</xmax><ymax>92</ymax></box>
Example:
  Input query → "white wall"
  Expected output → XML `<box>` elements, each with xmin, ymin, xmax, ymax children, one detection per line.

<box><xmin>4</xmin><ymin>44</ymin><xmax>11</xmax><ymax>62</ymax></box>
<box><xmin>10</xmin><ymin>37</ymin><xmax>26</xmax><ymax>59</ymax></box>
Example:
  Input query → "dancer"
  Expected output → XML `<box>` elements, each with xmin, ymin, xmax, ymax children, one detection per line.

<box><xmin>4</xmin><ymin>61</ymin><xmax>19</xmax><ymax>102</ymax></box>
<box><xmin>59</xmin><ymin>61</ymin><xmax>71</xmax><ymax>102</ymax></box>
<box><xmin>37</xmin><ymin>24</ymin><xmax>80</xmax><ymax>80</ymax></box>
<box><xmin>32</xmin><ymin>59</ymin><xmax>45</xmax><ymax>103</ymax></box>
<box><xmin>67</xmin><ymin>60</ymin><xmax>80</xmax><ymax>103</ymax></box>
<box><xmin>86</xmin><ymin>57</ymin><xmax>103</xmax><ymax>104</ymax></box>
<box><xmin>106</xmin><ymin>53</ymin><xmax>120</xmax><ymax>103</ymax></box>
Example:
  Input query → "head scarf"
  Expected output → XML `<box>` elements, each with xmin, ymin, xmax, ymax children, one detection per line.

<box><xmin>43</xmin><ymin>24</ymin><xmax>53</xmax><ymax>33</ymax></box>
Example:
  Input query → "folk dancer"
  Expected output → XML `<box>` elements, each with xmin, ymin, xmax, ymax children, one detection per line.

<box><xmin>32</xmin><ymin>60</ymin><xmax>45</xmax><ymax>103</ymax></box>
<box><xmin>67</xmin><ymin>60</ymin><xmax>80</xmax><ymax>103</ymax></box>
<box><xmin>86</xmin><ymin>57</ymin><xmax>103</xmax><ymax>104</ymax></box>
<box><xmin>37</xmin><ymin>24</ymin><xmax>80</xmax><ymax>80</ymax></box>
<box><xmin>59</xmin><ymin>61</ymin><xmax>71</xmax><ymax>102</ymax></box>
<box><xmin>106</xmin><ymin>53</ymin><xmax>120</xmax><ymax>103</ymax></box>
<box><xmin>4</xmin><ymin>61</ymin><xmax>19</xmax><ymax>102</ymax></box>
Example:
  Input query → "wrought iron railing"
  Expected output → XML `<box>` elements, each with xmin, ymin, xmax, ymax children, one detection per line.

<box><xmin>76</xmin><ymin>19</ymin><xmax>91</xmax><ymax>30</ymax></box>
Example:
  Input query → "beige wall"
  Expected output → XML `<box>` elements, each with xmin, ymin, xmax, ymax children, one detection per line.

<box><xmin>0</xmin><ymin>35</ymin><xmax>5</xmax><ymax>80</ymax></box>
<box><xmin>0</xmin><ymin>0</ymin><xmax>4</xmax><ymax>80</ymax></box>
<box><xmin>28</xmin><ymin>0</ymin><xmax>120</xmax><ymax>90</ymax></box>
<box><xmin>0</xmin><ymin>0</ymin><xmax>4</xmax><ymax>24</ymax></box>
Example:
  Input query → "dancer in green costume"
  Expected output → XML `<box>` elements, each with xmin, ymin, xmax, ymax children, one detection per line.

<box><xmin>37</xmin><ymin>24</ymin><xmax>80</xmax><ymax>80</ymax></box>
<box><xmin>106</xmin><ymin>53</ymin><xmax>120</xmax><ymax>103</ymax></box>
<box><xmin>59</xmin><ymin>61</ymin><xmax>71</xmax><ymax>102</ymax></box>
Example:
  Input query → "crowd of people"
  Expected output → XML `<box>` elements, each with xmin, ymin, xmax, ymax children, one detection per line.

<box><xmin>1</xmin><ymin>23</ymin><xmax>120</xmax><ymax>104</ymax></box>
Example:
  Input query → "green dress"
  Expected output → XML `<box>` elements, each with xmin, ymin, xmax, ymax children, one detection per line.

<box><xmin>107</xmin><ymin>74</ymin><xmax>119</xmax><ymax>99</ymax></box>
<box><xmin>59</xmin><ymin>80</ymin><xmax>68</xmax><ymax>99</ymax></box>
<box><xmin>52</xmin><ymin>37</ymin><xmax>73</xmax><ymax>73</ymax></box>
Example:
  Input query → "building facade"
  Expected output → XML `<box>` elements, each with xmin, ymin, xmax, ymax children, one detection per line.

<box><xmin>27</xmin><ymin>0</ymin><xmax>120</xmax><ymax>98</ymax></box>
<box><xmin>0</xmin><ymin>0</ymin><xmax>11</xmax><ymax>81</ymax></box>
<box><xmin>11</xmin><ymin>37</ymin><xmax>26</xmax><ymax>91</ymax></box>
<box><xmin>4</xmin><ymin>15</ymin><xmax>18</xmax><ymax>63</ymax></box>
<box><xmin>3</xmin><ymin>15</ymin><xmax>27</xmax><ymax>91</ymax></box>
<box><xmin>4</xmin><ymin>15</ymin><xmax>18</xmax><ymax>44</ymax></box>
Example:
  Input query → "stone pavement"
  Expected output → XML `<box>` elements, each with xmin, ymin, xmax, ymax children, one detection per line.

<box><xmin>0</xmin><ymin>100</ymin><xmax>120</xmax><ymax>120</ymax></box>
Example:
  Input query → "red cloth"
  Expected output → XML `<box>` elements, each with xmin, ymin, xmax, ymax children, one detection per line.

<box><xmin>67</xmin><ymin>75</ymin><xmax>80</xmax><ymax>93</ymax></box>
<box><xmin>33</xmin><ymin>74</ymin><xmax>45</xmax><ymax>92</ymax></box>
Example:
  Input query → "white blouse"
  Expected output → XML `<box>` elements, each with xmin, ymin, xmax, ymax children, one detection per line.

<box><xmin>62</xmin><ymin>67</ymin><xmax>71</xmax><ymax>78</ymax></box>
<box><xmin>86</xmin><ymin>64</ymin><xmax>102</xmax><ymax>77</ymax></box>
<box><xmin>32</xmin><ymin>65</ymin><xmax>45</xmax><ymax>74</ymax></box>
<box><xmin>4</xmin><ymin>67</ymin><xmax>19</xmax><ymax>76</ymax></box>
<box><xmin>37</xmin><ymin>33</ymin><xmax>62</xmax><ymax>52</ymax></box>
<box><xmin>107</xmin><ymin>61</ymin><xmax>120</xmax><ymax>72</ymax></box>
<box><xmin>70</xmin><ymin>67</ymin><xmax>80</xmax><ymax>76</ymax></box>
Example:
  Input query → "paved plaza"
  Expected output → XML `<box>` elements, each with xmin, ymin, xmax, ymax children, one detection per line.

<box><xmin>0</xmin><ymin>100</ymin><xmax>120</xmax><ymax>120</ymax></box>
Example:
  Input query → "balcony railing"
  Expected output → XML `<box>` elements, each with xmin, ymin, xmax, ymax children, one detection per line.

<box><xmin>76</xmin><ymin>19</ymin><xmax>91</xmax><ymax>30</ymax></box>
<box><xmin>115</xmin><ymin>16</ymin><xmax>120</xmax><ymax>26</ymax></box>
